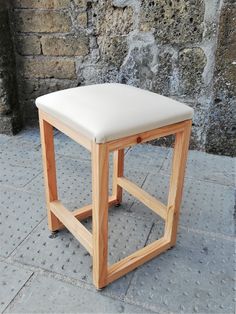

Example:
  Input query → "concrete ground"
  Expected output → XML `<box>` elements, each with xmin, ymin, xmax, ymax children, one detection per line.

<box><xmin>0</xmin><ymin>127</ymin><xmax>235</xmax><ymax>314</ymax></box>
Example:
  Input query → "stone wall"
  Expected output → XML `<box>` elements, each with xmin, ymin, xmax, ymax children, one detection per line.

<box><xmin>0</xmin><ymin>0</ymin><xmax>21</xmax><ymax>134</ymax></box>
<box><xmin>3</xmin><ymin>0</ymin><xmax>235</xmax><ymax>155</ymax></box>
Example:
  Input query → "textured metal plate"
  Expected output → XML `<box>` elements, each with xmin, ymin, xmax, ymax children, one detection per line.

<box><xmin>140</xmin><ymin>173</ymin><xmax>235</xmax><ymax>236</ymax></box>
<box><xmin>0</xmin><ymin>261</ymin><xmax>32</xmax><ymax>313</ymax></box>
<box><xmin>162</xmin><ymin>149</ymin><xmax>235</xmax><ymax>187</ymax></box>
<box><xmin>5</xmin><ymin>274</ymin><xmax>153</xmax><ymax>314</ymax></box>
<box><xmin>126</xmin><ymin>227</ymin><xmax>235</xmax><ymax>313</ymax></box>
<box><xmin>0</xmin><ymin>187</ymin><xmax>45</xmax><ymax>257</ymax></box>
<box><xmin>12</xmin><ymin>210</ymin><xmax>153</xmax><ymax>298</ymax></box>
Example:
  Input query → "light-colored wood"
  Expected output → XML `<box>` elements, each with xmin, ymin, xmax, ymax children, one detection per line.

<box><xmin>39</xmin><ymin>114</ymin><xmax>60</xmax><ymax>231</ymax></box>
<box><xmin>117</xmin><ymin>177</ymin><xmax>167</xmax><ymax>220</ymax></box>
<box><xmin>57</xmin><ymin>196</ymin><xmax>118</xmax><ymax>230</ymax></box>
<box><xmin>92</xmin><ymin>143</ymin><xmax>109</xmax><ymax>289</ymax></box>
<box><xmin>39</xmin><ymin>110</ymin><xmax>92</xmax><ymax>151</ymax></box>
<box><xmin>50</xmin><ymin>200</ymin><xmax>93</xmax><ymax>255</ymax></box>
<box><xmin>165</xmin><ymin>120</ymin><xmax>192</xmax><ymax>246</ymax></box>
<box><xmin>108</xmin><ymin>121</ymin><xmax>187</xmax><ymax>152</ymax></box>
<box><xmin>107</xmin><ymin>237</ymin><xmax>171</xmax><ymax>284</ymax></box>
<box><xmin>39</xmin><ymin>107</ymin><xmax>192</xmax><ymax>288</ymax></box>
<box><xmin>112</xmin><ymin>149</ymin><xmax>124</xmax><ymax>203</ymax></box>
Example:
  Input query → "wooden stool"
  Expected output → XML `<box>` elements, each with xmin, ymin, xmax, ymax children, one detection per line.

<box><xmin>36</xmin><ymin>83</ymin><xmax>193</xmax><ymax>289</ymax></box>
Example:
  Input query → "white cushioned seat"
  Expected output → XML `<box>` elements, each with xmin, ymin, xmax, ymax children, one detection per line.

<box><xmin>36</xmin><ymin>83</ymin><xmax>193</xmax><ymax>143</ymax></box>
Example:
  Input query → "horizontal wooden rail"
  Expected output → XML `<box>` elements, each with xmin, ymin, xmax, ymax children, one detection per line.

<box><xmin>107</xmin><ymin>237</ymin><xmax>171</xmax><ymax>284</ymax></box>
<box><xmin>117</xmin><ymin>177</ymin><xmax>167</xmax><ymax>220</ymax></box>
<box><xmin>50</xmin><ymin>201</ymin><xmax>93</xmax><ymax>255</ymax></box>
<box><xmin>39</xmin><ymin>110</ymin><xmax>92</xmax><ymax>151</ymax></box>
<box><xmin>107</xmin><ymin>121</ymin><xmax>187</xmax><ymax>151</ymax></box>
<box><xmin>57</xmin><ymin>196</ymin><xmax>118</xmax><ymax>230</ymax></box>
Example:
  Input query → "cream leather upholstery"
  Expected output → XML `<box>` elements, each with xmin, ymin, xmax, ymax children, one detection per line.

<box><xmin>36</xmin><ymin>83</ymin><xmax>193</xmax><ymax>143</ymax></box>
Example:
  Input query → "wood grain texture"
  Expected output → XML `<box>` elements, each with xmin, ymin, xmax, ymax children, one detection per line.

<box><xmin>39</xmin><ymin>114</ymin><xmax>60</xmax><ymax>231</ymax></box>
<box><xmin>57</xmin><ymin>196</ymin><xmax>118</xmax><ymax>230</ymax></box>
<box><xmin>92</xmin><ymin>143</ymin><xmax>109</xmax><ymax>289</ymax></box>
<box><xmin>40</xmin><ymin>110</ymin><xmax>92</xmax><ymax>151</ymax></box>
<box><xmin>165</xmin><ymin>120</ymin><xmax>192</xmax><ymax>245</ymax></box>
<box><xmin>112</xmin><ymin>149</ymin><xmax>124</xmax><ymax>204</ymax></box>
<box><xmin>50</xmin><ymin>201</ymin><xmax>93</xmax><ymax>255</ymax></box>
<box><xmin>107</xmin><ymin>121</ymin><xmax>187</xmax><ymax>151</ymax></box>
<box><xmin>107</xmin><ymin>237</ymin><xmax>171</xmax><ymax>284</ymax></box>
<box><xmin>117</xmin><ymin>177</ymin><xmax>167</xmax><ymax>220</ymax></box>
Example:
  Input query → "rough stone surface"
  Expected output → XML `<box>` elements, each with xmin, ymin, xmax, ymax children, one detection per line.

<box><xmin>98</xmin><ymin>36</ymin><xmax>128</xmax><ymax>67</ymax></box>
<box><xmin>14</xmin><ymin>10</ymin><xmax>72</xmax><ymax>33</ymax></box>
<box><xmin>16</xmin><ymin>35</ymin><xmax>41</xmax><ymax>56</ymax></box>
<box><xmin>179</xmin><ymin>48</ymin><xmax>207</xmax><ymax>96</ymax></box>
<box><xmin>12</xmin><ymin>0</ymin><xmax>71</xmax><ymax>9</ymax></box>
<box><xmin>0</xmin><ymin>0</ymin><xmax>234</xmax><ymax>155</ymax></box>
<box><xmin>206</xmin><ymin>2</ymin><xmax>236</xmax><ymax>156</ymax></box>
<box><xmin>0</xmin><ymin>129</ymin><xmax>235</xmax><ymax>313</ymax></box>
<box><xmin>41</xmin><ymin>35</ymin><xmax>89</xmax><ymax>57</ymax></box>
<box><xmin>0</xmin><ymin>2</ymin><xmax>21</xmax><ymax>134</ymax></box>
<box><xmin>139</xmin><ymin>0</ymin><xmax>205</xmax><ymax>44</ymax></box>
<box><xmin>92</xmin><ymin>1</ymin><xmax>134</xmax><ymax>36</ymax></box>
<box><xmin>21</xmin><ymin>58</ymin><xmax>76</xmax><ymax>79</ymax></box>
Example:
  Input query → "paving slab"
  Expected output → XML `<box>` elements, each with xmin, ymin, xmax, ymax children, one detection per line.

<box><xmin>12</xmin><ymin>209</ymin><xmax>153</xmax><ymax>298</ymax></box>
<box><xmin>125</xmin><ymin>144</ymin><xmax>169</xmax><ymax>173</ymax></box>
<box><xmin>0</xmin><ymin>139</ymin><xmax>42</xmax><ymax>171</ymax></box>
<box><xmin>126</xmin><ymin>226</ymin><xmax>235</xmax><ymax>313</ymax></box>
<box><xmin>0</xmin><ymin>134</ymin><xmax>10</xmax><ymax>145</ymax></box>
<box><xmin>0</xmin><ymin>160</ymin><xmax>42</xmax><ymax>189</ymax></box>
<box><xmin>24</xmin><ymin>155</ymin><xmax>147</xmax><ymax>206</ymax></box>
<box><xmin>54</xmin><ymin>132</ymin><xmax>91</xmax><ymax>160</ymax></box>
<box><xmin>137</xmin><ymin>173</ymin><xmax>235</xmax><ymax>237</ymax></box>
<box><xmin>161</xmin><ymin>149</ymin><xmax>235</xmax><ymax>187</ymax></box>
<box><xmin>0</xmin><ymin>261</ymin><xmax>33</xmax><ymax>313</ymax></box>
<box><xmin>5</xmin><ymin>274</ymin><xmax>154</xmax><ymax>314</ymax></box>
<box><xmin>0</xmin><ymin>187</ymin><xmax>45</xmax><ymax>257</ymax></box>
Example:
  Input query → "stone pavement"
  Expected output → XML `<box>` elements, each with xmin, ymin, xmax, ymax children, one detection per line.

<box><xmin>0</xmin><ymin>128</ymin><xmax>235</xmax><ymax>314</ymax></box>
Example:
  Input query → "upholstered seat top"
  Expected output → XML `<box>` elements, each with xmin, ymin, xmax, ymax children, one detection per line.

<box><xmin>36</xmin><ymin>83</ymin><xmax>193</xmax><ymax>143</ymax></box>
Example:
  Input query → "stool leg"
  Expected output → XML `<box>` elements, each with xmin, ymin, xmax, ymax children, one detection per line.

<box><xmin>112</xmin><ymin>149</ymin><xmax>124</xmax><ymax>205</ymax></box>
<box><xmin>39</xmin><ymin>115</ymin><xmax>61</xmax><ymax>232</ymax></box>
<box><xmin>92</xmin><ymin>143</ymin><xmax>109</xmax><ymax>289</ymax></box>
<box><xmin>165</xmin><ymin>121</ymin><xmax>192</xmax><ymax>246</ymax></box>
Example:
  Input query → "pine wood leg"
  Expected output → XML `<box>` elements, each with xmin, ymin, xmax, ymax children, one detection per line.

<box><xmin>112</xmin><ymin>149</ymin><xmax>124</xmax><ymax>205</ymax></box>
<box><xmin>39</xmin><ymin>114</ymin><xmax>61</xmax><ymax>231</ymax></box>
<box><xmin>165</xmin><ymin>120</ymin><xmax>192</xmax><ymax>246</ymax></box>
<box><xmin>92</xmin><ymin>143</ymin><xmax>109</xmax><ymax>289</ymax></box>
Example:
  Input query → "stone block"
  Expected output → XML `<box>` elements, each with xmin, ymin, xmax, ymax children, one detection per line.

<box><xmin>139</xmin><ymin>0</ymin><xmax>205</xmax><ymax>44</ymax></box>
<box><xmin>14</xmin><ymin>10</ymin><xmax>71</xmax><ymax>33</ymax></box>
<box><xmin>92</xmin><ymin>0</ymin><xmax>134</xmax><ymax>36</ymax></box>
<box><xmin>178</xmin><ymin>47</ymin><xmax>206</xmax><ymax>96</ymax></box>
<box><xmin>98</xmin><ymin>36</ymin><xmax>128</xmax><ymax>67</ymax></box>
<box><xmin>21</xmin><ymin>58</ymin><xmax>76</xmax><ymax>79</ymax></box>
<box><xmin>18</xmin><ymin>78</ymin><xmax>77</xmax><ymax>100</ymax></box>
<box><xmin>41</xmin><ymin>35</ymin><xmax>89</xmax><ymax>56</ymax></box>
<box><xmin>77</xmin><ymin>12</ymin><xmax>88</xmax><ymax>28</ymax></box>
<box><xmin>12</xmin><ymin>0</ymin><xmax>71</xmax><ymax>9</ymax></box>
<box><xmin>120</xmin><ymin>44</ymin><xmax>174</xmax><ymax>96</ymax></box>
<box><xmin>16</xmin><ymin>35</ymin><xmax>41</xmax><ymax>55</ymax></box>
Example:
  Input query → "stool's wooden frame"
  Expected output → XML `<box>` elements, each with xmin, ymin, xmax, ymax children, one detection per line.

<box><xmin>39</xmin><ymin>109</ymin><xmax>192</xmax><ymax>289</ymax></box>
